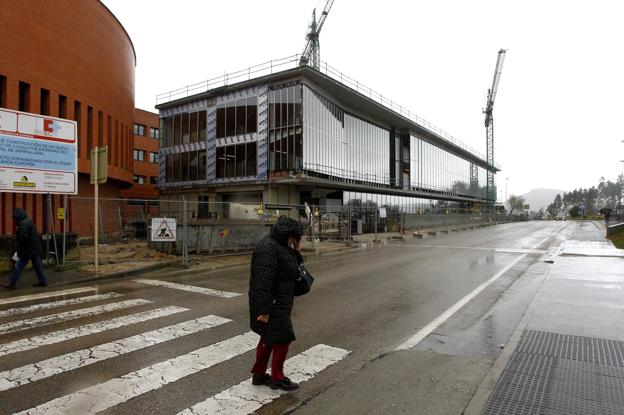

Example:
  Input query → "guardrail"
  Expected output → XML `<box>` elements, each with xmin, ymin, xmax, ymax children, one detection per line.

<box><xmin>156</xmin><ymin>54</ymin><xmax>500</xmax><ymax>169</ymax></box>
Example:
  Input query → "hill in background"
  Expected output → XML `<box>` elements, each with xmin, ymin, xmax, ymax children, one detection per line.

<box><xmin>521</xmin><ymin>188</ymin><xmax>566</xmax><ymax>211</ymax></box>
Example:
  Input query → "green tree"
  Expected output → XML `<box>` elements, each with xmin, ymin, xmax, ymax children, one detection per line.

<box><xmin>507</xmin><ymin>195</ymin><xmax>526</xmax><ymax>216</ymax></box>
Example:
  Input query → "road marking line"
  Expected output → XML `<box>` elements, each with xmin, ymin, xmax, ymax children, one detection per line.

<box><xmin>0</xmin><ymin>306</ymin><xmax>187</xmax><ymax>357</ymax></box>
<box><xmin>0</xmin><ymin>315</ymin><xmax>231</xmax><ymax>392</ymax></box>
<box><xmin>0</xmin><ymin>293</ymin><xmax>124</xmax><ymax>319</ymax></box>
<box><xmin>178</xmin><ymin>344</ymin><xmax>350</xmax><ymax>415</ymax></box>
<box><xmin>0</xmin><ymin>299</ymin><xmax>152</xmax><ymax>336</ymax></box>
<box><xmin>0</xmin><ymin>287</ymin><xmax>97</xmax><ymax>306</ymax></box>
<box><xmin>134</xmin><ymin>278</ymin><xmax>241</xmax><ymax>298</ymax></box>
<box><xmin>395</xmin><ymin>231</ymin><xmax>556</xmax><ymax>351</ymax></box>
<box><xmin>16</xmin><ymin>331</ymin><xmax>259</xmax><ymax>415</ymax></box>
<box><xmin>407</xmin><ymin>245</ymin><xmax>547</xmax><ymax>254</ymax></box>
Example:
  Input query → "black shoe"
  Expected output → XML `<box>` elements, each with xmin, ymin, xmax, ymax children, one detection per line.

<box><xmin>251</xmin><ymin>373</ymin><xmax>271</xmax><ymax>386</ymax></box>
<box><xmin>2</xmin><ymin>284</ymin><xmax>16</xmax><ymax>290</ymax></box>
<box><xmin>270</xmin><ymin>377</ymin><xmax>299</xmax><ymax>391</ymax></box>
<box><xmin>32</xmin><ymin>282</ymin><xmax>47</xmax><ymax>287</ymax></box>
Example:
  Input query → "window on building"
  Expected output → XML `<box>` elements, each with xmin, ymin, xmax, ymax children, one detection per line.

<box><xmin>215</xmin><ymin>142</ymin><xmax>257</xmax><ymax>179</ymax></box>
<box><xmin>216</xmin><ymin>96</ymin><xmax>258</xmax><ymax>138</ymax></box>
<box><xmin>149</xmin><ymin>127</ymin><xmax>160</xmax><ymax>139</ymax></box>
<box><xmin>40</xmin><ymin>88</ymin><xmax>50</xmax><ymax>115</ymax></box>
<box><xmin>149</xmin><ymin>152</ymin><xmax>158</xmax><ymax>163</ymax></box>
<box><xmin>58</xmin><ymin>95</ymin><xmax>67</xmax><ymax>118</ymax></box>
<box><xmin>133</xmin><ymin>149</ymin><xmax>145</xmax><ymax>161</ymax></box>
<box><xmin>133</xmin><ymin>124</ymin><xmax>145</xmax><ymax>136</ymax></box>
<box><xmin>133</xmin><ymin>175</ymin><xmax>145</xmax><ymax>184</ymax></box>
<box><xmin>19</xmin><ymin>82</ymin><xmax>30</xmax><ymax>112</ymax></box>
<box><xmin>150</xmin><ymin>176</ymin><xmax>158</xmax><ymax>185</ymax></box>
<box><xmin>0</xmin><ymin>75</ymin><xmax>6</xmax><ymax>108</ymax></box>
<box><xmin>269</xmin><ymin>84</ymin><xmax>303</xmax><ymax>172</ymax></box>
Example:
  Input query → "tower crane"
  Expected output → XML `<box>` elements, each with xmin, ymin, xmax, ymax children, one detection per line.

<box><xmin>299</xmin><ymin>0</ymin><xmax>334</xmax><ymax>70</ymax></box>
<box><xmin>484</xmin><ymin>49</ymin><xmax>507</xmax><ymax>205</ymax></box>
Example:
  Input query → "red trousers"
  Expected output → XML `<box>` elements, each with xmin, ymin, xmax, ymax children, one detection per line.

<box><xmin>251</xmin><ymin>338</ymin><xmax>290</xmax><ymax>381</ymax></box>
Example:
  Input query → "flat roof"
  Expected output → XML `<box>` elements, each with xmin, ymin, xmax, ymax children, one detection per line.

<box><xmin>157</xmin><ymin>63</ymin><xmax>498</xmax><ymax>172</ymax></box>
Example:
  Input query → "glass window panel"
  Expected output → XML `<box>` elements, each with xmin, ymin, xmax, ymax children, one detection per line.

<box><xmin>180</xmin><ymin>152</ymin><xmax>190</xmax><ymax>181</ymax></box>
<box><xmin>225</xmin><ymin>145</ymin><xmax>235</xmax><ymax>177</ymax></box>
<box><xmin>189</xmin><ymin>151</ymin><xmax>198</xmax><ymax>181</ymax></box>
<box><xmin>198</xmin><ymin>110</ymin><xmax>207</xmax><ymax>141</ymax></box>
<box><xmin>190</xmin><ymin>111</ymin><xmax>198</xmax><ymax>143</ymax></box>
<box><xmin>226</xmin><ymin>102</ymin><xmax>236</xmax><ymax>137</ymax></box>
<box><xmin>181</xmin><ymin>112</ymin><xmax>190</xmax><ymax>144</ymax></box>
<box><xmin>246</xmin><ymin>96</ymin><xmax>257</xmax><ymax>134</ymax></box>
<box><xmin>165</xmin><ymin>116</ymin><xmax>173</xmax><ymax>147</ymax></box>
<box><xmin>246</xmin><ymin>142</ymin><xmax>257</xmax><ymax>176</ymax></box>
<box><xmin>173</xmin><ymin>114</ymin><xmax>181</xmax><ymax>146</ymax></box>
<box><xmin>216</xmin><ymin>104</ymin><xmax>225</xmax><ymax>138</ymax></box>
<box><xmin>235</xmin><ymin>143</ymin><xmax>245</xmax><ymax>176</ymax></box>
<box><xmin>236</xmin><ymin>99</ymin><xmax>246</xmax><ymax>135</ymax></box>
<box><xmin>166</xmin><ymin>154</ymin><xmax>173</xmax><ymax>182</ymax></box>
<box><xmin>173</xmin><ymin>153</ymin><xmax>181</xmax><ymax>181</ymax></box>
<box><xmin>281</xmin><ymin>88</ymin><xmax>288</xmax><ymax>127</ymax></box>
<box><xmin>198</xmin><ymin>150</ymin><xmax>206</xmax><ymax>180</ymax></box>
<box><xmin>216</xmin><ymin>147</ymin><xmax>225</xmax><ymax>178</ymax></box>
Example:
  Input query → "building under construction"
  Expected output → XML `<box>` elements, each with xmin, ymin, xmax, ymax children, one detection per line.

<box><xmin>155</xmin><ymin>55</ymin><xmax>499</xmax><ymax>231</ymax></box>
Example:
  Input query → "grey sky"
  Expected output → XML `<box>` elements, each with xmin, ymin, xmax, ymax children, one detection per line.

<box><xmin>103</xmin><ymin>0</ymin><xmax>624</xmax><ymax>200</ymax></box>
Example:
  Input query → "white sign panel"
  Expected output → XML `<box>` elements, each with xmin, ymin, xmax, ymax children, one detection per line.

<box><xmin>379</xmin><ymin>207</ymin><xmax>387</xmax><ymax>218</ymax></box>
<box><xmin>151</xmin><ymin>218</ymin><xmax>177</xmax><ymax>242</ymax></box>
<box><xmin>0</xmin><ymin>108</ymin><xmax>78</xmax><ymax>194</ymax></box>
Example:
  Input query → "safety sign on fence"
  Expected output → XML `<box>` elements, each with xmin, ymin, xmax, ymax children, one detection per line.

<box><xmin>151</xmin><ymin>218</ymin><xmax>177</xmax><ymax>242</ymax></box>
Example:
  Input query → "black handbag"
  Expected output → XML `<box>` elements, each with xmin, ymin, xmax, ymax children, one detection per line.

<box><xmin>294</xmin><ymin>264</ymin><xmax>314</xmax><ymax>296</ymax></box>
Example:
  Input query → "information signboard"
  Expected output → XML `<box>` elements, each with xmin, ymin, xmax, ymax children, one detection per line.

<box><xmin>0</xmin><ymin>108</ymin><xmax>78</xmax><ymax>194</ymax></box>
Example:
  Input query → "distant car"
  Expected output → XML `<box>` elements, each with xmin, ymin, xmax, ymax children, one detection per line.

<box><xmin>556</xmin><ymin>212</ymin><xmax>566</xmax><ymax>221</ymax></box>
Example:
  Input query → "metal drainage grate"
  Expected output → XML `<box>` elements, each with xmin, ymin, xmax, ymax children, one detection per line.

<box><xmin>483</xmin><ymin>330</ymin><xmax>624</xmax><ymax>415</ymax></box>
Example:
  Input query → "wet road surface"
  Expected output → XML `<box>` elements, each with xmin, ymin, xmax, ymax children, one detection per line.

<box><xmin>0</xmin><ymin>221</ymin><xmax>571</xmax><ymax>414</ymax></box>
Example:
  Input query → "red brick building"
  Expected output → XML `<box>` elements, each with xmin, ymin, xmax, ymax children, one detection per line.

<box><xmin>0</xmin><ymin>0</ymin><xmax>158</xmax><ymax>237</ymax></box>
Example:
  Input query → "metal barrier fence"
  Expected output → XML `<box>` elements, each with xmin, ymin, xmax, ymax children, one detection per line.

<box><xmin>51</xmin><ymin>197</ymin><xmax>501</xmax><ymax>270</ymax></box>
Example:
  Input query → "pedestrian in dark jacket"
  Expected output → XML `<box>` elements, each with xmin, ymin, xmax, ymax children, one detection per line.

<box><xmin>249</xmin><ymin>217</ymin><xmax>303</xmax><ymax>391</ymax></box>
<box><xmin>4</xmin><ymin>208</ymin><xmax>47</xmax><ymax>289</ymax></box>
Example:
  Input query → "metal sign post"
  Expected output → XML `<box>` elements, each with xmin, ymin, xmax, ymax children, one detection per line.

<box><xmin>90</xmin><ymin>146</ymin><xmax>108</xmax><ymax>273</ymax></box>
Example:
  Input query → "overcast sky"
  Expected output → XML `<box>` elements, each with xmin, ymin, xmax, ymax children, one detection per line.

<box><xmin>103</xmin><ymin>0</ymin><xmax>624</xmax><ymax>200</ymax></box>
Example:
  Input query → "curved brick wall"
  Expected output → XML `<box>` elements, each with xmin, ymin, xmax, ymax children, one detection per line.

<box><xmin>0</xmin><ymin>0</ymin><xmax>136</xmax><ymax>235</ymax></box>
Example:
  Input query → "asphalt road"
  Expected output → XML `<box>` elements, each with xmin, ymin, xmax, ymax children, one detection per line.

<box><xmin>0</xmin><ymin>221</ymin><xmax>570</xmax><ymax>414</ymax></box>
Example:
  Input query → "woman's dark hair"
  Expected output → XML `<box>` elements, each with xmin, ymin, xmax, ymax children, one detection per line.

<box><xmin>271</xmin><ymin>216</ymin><xmax>303</xmax><ymax>246</ymax></box>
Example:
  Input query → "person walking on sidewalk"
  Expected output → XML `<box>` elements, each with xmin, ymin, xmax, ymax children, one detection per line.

<box><xmin>3</xmin><ymin>208</ymin><xmax>47</xmax><ymax>290</ymax></box>
<box><xmin>249</xmin><ymin>217</ymin><xmax>303</xmax><ymax>391</ymax></box>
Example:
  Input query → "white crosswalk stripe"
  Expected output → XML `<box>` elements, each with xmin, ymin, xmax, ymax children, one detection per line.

<box><xmin>178</xmin><ymin>344</ymin><xmax>350</xmax><ymax>415</ymax></box>
<box><xmin>0</xmin><ymin>306</ymin><xmax>187</xmax><ymax>357</ymax></box>
<box><xmin>0</xmin><ymin>299</ymin><xmax>152</xmax><ymax>335</ymax></box>
<box><xmin>0</xmin><ymin>293</ymin><xmax>124</xmax><ymax>318</ymax></box>
<box><xmin>134</xmin><ymin>278</ymin><xmax>241</xmax><ymax>298</ymax></box>
<box><xmin>16</xmin><ymin>331</ymin><xmax>259</xmax><ymax>415</ymax></box>
<box><xmin>0</xmin><ymin>315</ymin><xmax>231</xmax><ymax>392</ymax></box>
<box><xmin>0</xmin><ymin>287</ymin><xmax>97</xmax><ymax>306</ymax></box>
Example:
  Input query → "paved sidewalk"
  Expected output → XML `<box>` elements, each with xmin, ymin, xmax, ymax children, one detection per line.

<box><xmin>472</xmin><ymin>221</ymin><xmax>624</xmax><ymax>414</ymax></box>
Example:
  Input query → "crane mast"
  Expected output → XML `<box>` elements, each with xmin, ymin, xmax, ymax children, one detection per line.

<box><xmin>299</xmin><ymin>0</ymin><xmax>334</xmax><ymax>70</ymax></box>
<box><xmin>484</xmin><ymin>49</ymin><xmax>506</xmax><ymax>205</ymax></box>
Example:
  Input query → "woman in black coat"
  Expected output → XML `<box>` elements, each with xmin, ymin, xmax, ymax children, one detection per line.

<box><xmin>249</xmin><ymin>217</ymin><xmax>303</xmax><ymax>391</ymax></box>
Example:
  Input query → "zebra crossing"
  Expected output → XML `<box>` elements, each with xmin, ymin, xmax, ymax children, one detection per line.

<box><xmin>0</xmin><ymin>279</ymin><xmax>350</xmax><ymax>414</ymax></box>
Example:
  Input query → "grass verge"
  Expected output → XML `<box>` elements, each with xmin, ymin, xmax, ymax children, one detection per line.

<box><xmin>607</xmin><ymin>229</ymin><xmax>624</xmax><ymax>249</ymax></box>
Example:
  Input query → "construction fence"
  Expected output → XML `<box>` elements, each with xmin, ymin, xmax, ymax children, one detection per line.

<box><xmin>44</xmin><ymin>197</ymin><xmax>502</xmax><ymax>270</ymax></box>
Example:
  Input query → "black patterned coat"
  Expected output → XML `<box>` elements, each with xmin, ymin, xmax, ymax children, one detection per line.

<box><xmin>248</xmin><ymin>231</ymin><xmax>301</xmax><ymax>345</ymax></box>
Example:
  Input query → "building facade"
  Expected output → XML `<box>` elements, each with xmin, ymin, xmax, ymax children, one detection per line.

<box><xmin>0</xmin><ymin>0</ymin><xmax>159</xmax><ymax>238</ymax></box>
<box><xmin>156</xmin><ymin>65</ymin><xmax>498</xmax><ymax>228</ymax></box>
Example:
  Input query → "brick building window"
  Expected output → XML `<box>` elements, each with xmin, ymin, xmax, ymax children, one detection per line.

<box><xmin>150</xmin><ymin>176</ymin><xmax>158</xmax><ymax>185</ymax></box>
<box><xmin>19</xmin><ymin>82</ymin><xmax>30</xmax><ymax>112</ymax></box>
<box><xmin>133</xmin><ymin>175</ymin><xmax>145</xmax><ymax>184</ymax></box>
<box><xmin>149</xmin><ymin>127</ymin><xmax>160</xmax><ymax>139</ymax></box>
<box><xmin>40</xmin><ymin>88</ymin><xmax>50</xmax><ymax>115</ymax></box>
<box><xmin>58</xmin><ymin>95</ymin><xmax>67</xmax><ymax>118</ymax></box>
<box><xmin>133</xmin><ymin>149</ymin><xmax>145</xmax><ymax>161</ymax></box>
<box><xmin>0</xmin><ymin>75</ymin><xmax>6</xmax><ymax>107</ymax></box>
<box><xmin>149</xmin><ymin>152</ymin><xmax>158</xmax><ymax>163</ymax></box>
<box><xmin>133</xmin><ymin>124</ymin><xmax>145</xmax><ymax>136</ymax></box>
